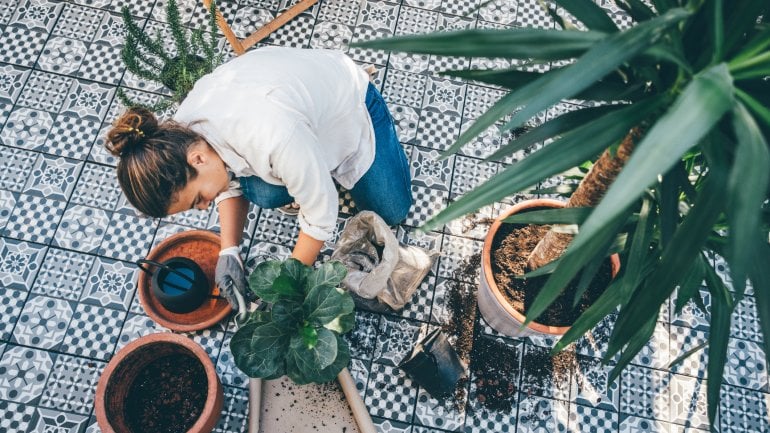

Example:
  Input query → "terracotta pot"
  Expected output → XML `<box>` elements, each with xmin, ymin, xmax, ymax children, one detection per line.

<box><xmin>478</xmin><ymin>199</ymin><xmax>621</xmax><ymax>337</ymax></box>
<box><xmin>95</xmin><ymin>332</ymin><xmax>224</xmax><ymax>433</ymax></box>
<box><xmin>138</xmin><ymin>230</ymin><xmax>231</xmax><ymax>332</ymax></box>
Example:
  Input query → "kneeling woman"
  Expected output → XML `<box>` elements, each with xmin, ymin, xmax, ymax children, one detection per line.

<box><xmin>106</xmin><ymin>47</ymin><xmax>412</xmax><ymax>314</ymax></box>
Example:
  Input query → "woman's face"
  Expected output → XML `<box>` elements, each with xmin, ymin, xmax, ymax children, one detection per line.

<box><xmin>167</xmin><ymin>141</ymin><xmax>230</xmax><ymax>214</ymax></box>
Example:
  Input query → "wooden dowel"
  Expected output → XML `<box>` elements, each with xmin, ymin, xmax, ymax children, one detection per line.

<box><xmin>338</xmin><ymin>368</ymin><xmax>377</xmax><ymax>433</ymax></box>
<box><xmin>202</xmin><ymin>0</ymin><xmax>245</xmax><ymax>55</ymax></box>
<box><xmin>241</xmin><ymin>0</ymin><xmax>319</xmax><ymax>49</ymax></box>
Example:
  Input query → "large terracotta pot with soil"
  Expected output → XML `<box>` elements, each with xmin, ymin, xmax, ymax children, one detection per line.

<box><xmin>95</xmin><ymin>332</ymin><xmax>224</xmax><ymax>433</ymax></box>
<box><xmin>479</xmin><ymin>199</ymin><xmax>620</xmax><ymax>337</ymax></box>
<box><xmin>138</xmin><ymin>230</ymin><xmax>231</xmax><ymax>332</ymax></box>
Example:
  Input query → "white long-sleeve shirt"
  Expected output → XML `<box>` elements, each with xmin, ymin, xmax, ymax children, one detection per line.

<box><xmin>174</xmin><ymin>47</ymin><xmax>375</xmax><ymax>241</ymax></box>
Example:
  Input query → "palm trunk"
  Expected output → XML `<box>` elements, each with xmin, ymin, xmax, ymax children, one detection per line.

<box><xmin>526</xmin><ymin>129</ymin><xmax>639</xmax><ymax>271</ymax></box>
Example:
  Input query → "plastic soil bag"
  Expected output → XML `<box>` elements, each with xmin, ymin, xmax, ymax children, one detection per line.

<box><xmin>332</xmin><ymin>211</ymin><xmax>438</xmax><ymax>312</ymax></box>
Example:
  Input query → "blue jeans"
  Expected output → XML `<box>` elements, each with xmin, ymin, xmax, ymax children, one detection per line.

<box><xmin>239</xmin><ymin>83</ymin><xmax>412</xmax><ymax>225</ymax></box>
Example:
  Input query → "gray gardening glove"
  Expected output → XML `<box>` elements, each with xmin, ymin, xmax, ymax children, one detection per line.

<box><xmin>215</xmin><ymin>247</ymin><xmax>251</xmax><ymax>318</ymax></box>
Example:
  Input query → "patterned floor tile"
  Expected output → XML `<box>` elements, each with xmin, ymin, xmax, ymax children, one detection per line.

<box><xmin>731</xmin><ymin>295</ymin><xmax>762</xmax><ymax>343</ymax></box>
<box><xmin>11</xmin><ymin>0</ymin><xmax>63</xmax><ymax>32</ymax></box>
<box><xmin>619</xmin><ymin>414</ymin><xmax>674</xmax><ymax>433</ymax></box>
<box><xmin>17</xmin><ymin>71</ymin><xmax>71</xmax><ymax>113</ymax></box>
<box><xmin>464</xmin><ymin>374</ymin><xmax>517</xmax><ymax>433</ymax></box>
<box><xmin>80</xmin><ymin>256</ymin><xmax>135</xmax><ymax>310</ymax></box>
<box><xmin>395</xmin><ymin>6</ymin><xmax>438</xmax><ymax>36</ymax></box>
<box><xmin>366</xmin><ymin>362</ymin><xmax>418</xmax><ymax>423</ymax></box>
<box><xmin>723</xmin><ymin>338</ymin><xmax>768</xmax><ymax>391</ymax></box>
<box><xmin>373</xmin><ymin>315</ymin><xmax>422</xmax><ymax>366</ymax></box>
<box><xmin>216</xmin><ymin>332</ymin><xmax>248</xmax><ymax>388</ymax></box>
<box><xmin>669</xmin><ymin>325</ymin><xmax>708</xmax><ymax>378</ymax></box>
<box><xmin>383</xmin><ymin>69</ymin><xmax>428</xmax><ymax>108</ymax></box>
<box><xmin>410</xmin><ymin>147</ymin><xmax>453</xmax><ymax>191</ymax></box>
<box><xmin>0</xmin><ymin>238</ymin><xmax>46</xmax><ymax>290</ymax></box>
<box><xmin>399</xmin><ymin>273</ymin><xmax>436</xmax><ymax>322</ymax></box>
<box><xmin>620</xmin><ymin>365</ymin><xmax>670</xmax><ymax>421</ymax></box>
<box><xmin>0</xmin><ymin>287</ymin><xmax>25</xmax><ymax>341</ymax></box>
<box><xmin>478</xmin><ymin>0</ymin><xmax>518</xmax><ymax>25</ymax></box>
<box><xmin>267</xmin><ymin>10</ymin><xmax>316</xmax><ymax>48</ymax></box>
<box><xmin>344</xmin><ymin>309</ymin><xmax>382</xmax><ymax>360</ymax></box>
<box><xmin>719</xmin><ymin>384</ymin><xmax>770</xmax><ymax>433</ymax></box>
<box><xmin>670</xmin><ymin>288</ymin><xmax>710</xmax><ymax>331</ymax></box>
<box><xmin>213</xmin><ymin>385</ymin><xmax>249</xmax><ymax>433</ymax></box>
<box><xmin>0</xmin><ymin>344</ymin><xmax>54</xmax><ymax>404</ymax></box>
<box><xmin>630</xmin><ymin>320</ymin><xmax>671</xmax><ymax>370</ymax></box>
<box><xmin>115</xmin><ymin>314</ymin><xmax>166</xmax><ymax>352</ymax></box>
<box><xmin>520</xmin><ymin>344</ymin><xmax>572</xmax><ymax>401</ymax></box>
<box><xmin>349</xmin><ymin>25</ymin><xmax>392</xmax><ymax>65</ymax></box>
<box><xmin>60</xmin><ymin>303</ymin><xmax>124</xmax><ymax>360</ymax></box>
<box><xmin>357</xmin><ymin>0</ymin><xmax>399</xmax><ymax>32</ymax></box>
<box><xmin>573</xmin><ymin>356</ymin><xmax>619</xmax><ymax>412</ymax></box>
<box><xmin>31</xmin><ymin>248</ymin><xmax>92</xmax><ymax>301</ymax></box>
<box><xmin>0</xmin><ymin>25</ymin><xmax>48</xmax><ymax>67</ymax></box>
<box><xmin>0</xmin><ymin>107</ymin><xmax>54</xmax><ymax>150</ymax></box>
<box><xmin>53</xmin><ymin>2</ymin><xmax>102</xmax><ymax>41</ymax></box>
<box><xmin>60</xmin><ymin>79</ymin><xmax>114</xmax><ymax>121</ymax></box>
<box><xmin>77</xmin><ymin>41</ymin><xmax>124</xmax><ymax>85</ymax></box>
<box><xmin>516</xmin><ymin>394</ymin><xmax>569</xmax><ymax>433</ymax></box>
<box><xmin>70</xmin><ymin>163</ymin><xmax>121</xmax><ymax>210</ymax></box>
<box><xmin>404</xmin><ymin>185</ymin><xmax>448</xmax><ymax>229</ymax></box>
<box><xmin>13</xmin><ymin>295</ymin><xmax>73</xmax><ymax>350</ymax></box>
<box><xmin>42</xmin><ymin>114</ymin><xmax>101</xmax><ymax>159</ymax></box>
<box><xmin>415</xmin><ymin>109</ymin><xmax>462</xmax><ymax>152</ymax></box>
<box><xmin>22</xmin><ymin>154</ymin><xmax>81</xmax><ymax>200</ymax></box>
<box><xmin>0</xmin><ymin>189</ymin><xmax>15</xmax><ymax>230</ymax></box>
<box><xmin>373</xmin><ymin>416</ymin><xmax>414</xmax><ymax>432</ymax></box>
<box><xmin>437</xmin><ymin>235</ymin><xmax>482</xmax><ymax>280</ymax></box>
<box><xmin>391</xmin><ymin>103</ymin><xmax>421</xmax><ymax>144</ymax></box>
<box><xmin>569</xmin><ymin>404</ymin><xmax>618</xmax><ymax>432</ymax></box>
<box><xmin>0</xmin><ymin>64</ymin><xmax>31</xmax><ymax>102</ymax></box>
<box><xmin>422</xmin><ymin>77</ymin><xmax>466</xmax><ymax>117</ymax></box>
<box><xmin>0</xmin><ymin>400</ymin><xmax>37</xmax><ymax>433</ymax></box>
<box><xmin>97</xmin><ymin>212</ymin><xmax>157</xmax><ymax>262</ymax></box>
<box><xmin>37</xmin><ymin>36</ymin><xmax>87</xmax><ymax>75</ymax></box>
<box><xmin>31</xmin><ymin>407</ymin><xmax>88</xmax><ymax>432</ymax></box>
<box><xmin>253</xmin><ymin>207</ymin><xmax>301</xmax><ymax>245</ymax></box>
<box><xmin>414</xmin><ymin>384</ymin><xmax>467</xmax><ymax>431</ymax></box>
<box><xmin>668</xmin><ymin>374</ymin><xmax>708</xmax><ymax>430</ymax></box>
<box><xmin>39</xmin><ymin>354</ymin><xmax>104</xmax><ymax>415</ymax></box>
<box><xmin>3</xmin><ymin>193</ymin><xmax>66</xmax><ymax>244</ymax></box>
<box><xmin>53</xmin><ymin>205</ymin><xmax>108</xmax><ymax>252</ymax></box>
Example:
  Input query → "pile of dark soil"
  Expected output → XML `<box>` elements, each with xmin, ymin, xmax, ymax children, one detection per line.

<box><xmin>124</xmin><ymin>353</ymin><xmax>207</xmax><ymax>433</ymax></box>
<box><xmin>490</xmin><ymin>221</ymin><xmax>613</xmax><ymax>327</ymax></box>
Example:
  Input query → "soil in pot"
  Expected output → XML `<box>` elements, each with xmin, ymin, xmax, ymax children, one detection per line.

<box><xmin>490</xmin><ymin>219</ymin><xmax>613</xmax><ymax>327</ymax></box>
<box><xmin>124</xmin><ymin>353</ymin><xmax>208</xmax><ymax>433</ymax></box>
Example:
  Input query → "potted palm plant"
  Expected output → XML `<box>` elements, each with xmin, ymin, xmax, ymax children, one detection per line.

<box><xmin>119</xmin><ymin>0</ymin><xmax>222</xmax><ymax>110</ymax></box>
<box><xmin>354</xmin><ymin>0</ymin><xmax>769</xmax><ymax>427</ymax></box>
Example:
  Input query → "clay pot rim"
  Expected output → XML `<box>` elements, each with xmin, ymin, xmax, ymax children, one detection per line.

<box><xmin>94</xmin><ymin>332</ymin><xmax>223</xmax><ymax>433</ymax></box>
<box><xmin>138</xmin><ymin>230</ymin><xmax>231</xmax><ymax>332</ymax></box>
<box><xmin>481</xmin><ymin>198</ymin><xmax>621</xmax><ymax>336</ymax></box>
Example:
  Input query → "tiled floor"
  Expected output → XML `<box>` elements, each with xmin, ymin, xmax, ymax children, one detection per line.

<box><xmin>0</xmin><ymin>0</ymin><xmax>768</xmax><ymax>432</ymax></box>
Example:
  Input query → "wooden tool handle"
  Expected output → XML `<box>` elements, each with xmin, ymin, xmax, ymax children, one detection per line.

<box><xmin>338</xmin><ymin>368</ymin><xmax>377</xmax><ymax>433</ymax></box>
<box><xmin>248</xmin><ymin>378</ymin><xmax>261</xmax><ymax>433</ymax></box>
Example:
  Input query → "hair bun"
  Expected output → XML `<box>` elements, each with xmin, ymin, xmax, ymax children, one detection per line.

<box><xmin>105</xmin><ymin>107</ymin><xmax>159</xmax><ymax>157</ymax></box>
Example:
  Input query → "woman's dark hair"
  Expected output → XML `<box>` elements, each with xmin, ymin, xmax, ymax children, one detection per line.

<box><xmin>105</xmin><ymin>107</ymin><xmax>202</xmax><ymax>217</ymax></box>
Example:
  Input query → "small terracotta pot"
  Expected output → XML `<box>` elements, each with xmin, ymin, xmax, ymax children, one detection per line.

<box><xmin>95</xmin><ymin>332</ymin><xmax>224</xmax><ymax>433</ymax></box>
<box><xmin>478</xmin><ymin>199</ymin><xmax>621</xmax><ymax>337</ymax></box>
<box><xmin>138</xmin><ymin>230</ymin><xmax>231</xmax><ymax>332</ymax></box>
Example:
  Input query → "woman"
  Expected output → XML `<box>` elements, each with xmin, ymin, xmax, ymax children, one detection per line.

<box><xmin>106</xmin><ymin>47</ymin><xmax>412</xmax><ymax>314</ymax></box>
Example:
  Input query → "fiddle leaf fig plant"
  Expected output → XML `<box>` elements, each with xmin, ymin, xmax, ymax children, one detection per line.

<box><xmin>230</xmin><ymin>259</ymin><xmax>354</xmax><ymax>385</ymax></box>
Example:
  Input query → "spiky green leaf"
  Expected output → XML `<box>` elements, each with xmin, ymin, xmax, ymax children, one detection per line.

<box><xmin>552</xmin><ymin>0</ymin><xmax>618</xmax><ymax>32</ymax></box>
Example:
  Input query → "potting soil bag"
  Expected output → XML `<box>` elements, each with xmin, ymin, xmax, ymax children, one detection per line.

<box><xmin>332</xmin><ymin>211</ymin><xmax>438</xmax><ymax>312</ymax></box>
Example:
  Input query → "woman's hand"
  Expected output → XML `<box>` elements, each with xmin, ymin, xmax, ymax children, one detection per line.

<box><xmin>215</xmin><ymin>247</ymin><xmax>251</xmax><ymax>317</ymax></box>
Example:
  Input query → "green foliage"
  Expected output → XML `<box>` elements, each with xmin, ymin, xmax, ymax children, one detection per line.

<box><xmin>118</xmin><ymin>0</ymin><xmax>222</xmax><ymax>111</ymax></box>
<box><xmin>230</xmin><ymin>259</ymin><xmax>354</xmax><ymax>385</ymax></box>
<box><xmin>353</xmin><ymin>0</ymin><xmax>770</xmax><ymax>427</ymax></box>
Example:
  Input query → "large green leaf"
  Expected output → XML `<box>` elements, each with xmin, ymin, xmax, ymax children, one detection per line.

<box><xmin>323</xmin><ymin>312</ymin><xmax>355</xmax><ymax>334</ymax></box>
<box><xmin>607</xmin><ymin>315</ymin><xmax>657</xmax><ymax>383</ymax></box>
<box><xmin>730</xmin><ymin>25</ymin><xmax>770</xmax><ymax>65</ymax></box>
<box><xmin>727</xmin><ymin>104</ymin><xmax>770</xmax><ymax>294</ymax></box>
<box><xmin>541</xmin><ymin>64</ymin><xmax>734</xmax><ymax>316</ymax></box>
<box><xmin>303</xmin><ymin>284</ymin><xmax>355</xmax><ymax>326</ymax></box>
<box><xmin>306</xmin><ymin>261</ymin><xmax>347</xmax><ymax>295</ymax></box>
<box><xmin>503</xmin><ymin>207</ymin><xmax>593</xmax><ymax>225</ymax></box>
<box><xmin>674</xmin><ymin>254</ymin><xmax>708</xmax><ymax>314</ymax></box>
<box><xmin>271</xmin><ymin>300</ymin><xmax>303</xmax><ymax>328</ymax></box>
<box><xmin>730</xmin><ymin>51</ymin><xmax>770</xmax><ymax>80</ymax></box>
<box><xmin>615</xmin><ymin>0</ymin><xmax>655</xmax><ymax>22</ymax></box>
<box><xmin>486</xmin><ymin>105</ymin><xmax>624</xmax><ymax>162</ymax></box>
<box><xmin>500</xmin><ymin>8</ymin><xmax>690</xmax><ymax>133</ymax></box>
<box><xmin>446</xmin><ymin>69</ymin><xmax>643</xmax><ymax>103</ymax></box>
<box><xmin>286</xmin><ymin>334</ymin><xmax>350</xmax><ymax>384</ymax></box>
<box><xmin>552</xmin><ymin>0</ymin><xmax>618</xmax><ymax>32</ymax></box>
<box><xmin>704</xmin><ymin>262</ymin><xmax>733</xmax><ymax>427</ymax></box>
<box><xmin>735</xmin><ymin>88</ymin><xmax>770</xmax><ymax>129</ymax></box>
<box><xmin>525</xmin><ymin>205</ymin><xmax>633</xmax><ymax>326</ymax></box>
<box><xmin>609</xmin><ymin>153</ymin><xmax>728</xmax><ymax>354</ymax></box>
<box><xmin>351</xmin><ymin>28</ymin><xmax>606</xmax><ymax>60</ymax></box>
<box><xmin>270</xmin><ymin>275</ymin><xmax>302</xmax><ymax>301</ymax></box>
<box><xmin>723</xmin><ymin>1</ymin><xmax>768</xmax><ymax>56</ymax></box>
<box><xmin>249</xmin><ymin>260</ymin><xmax>282</xmax><ymax>301</ymax></box>
<box><xmin>280</xmin><ymin>258</ymin><xmax>310</xmax><ymax>289</ymax></box>
<box><xmin>231</xmin><ymin>321</ymin><xmax>289</xmax><ymax>378</ymax></box>
<box><xmin>421</xmin><ymin>97</ymin><xmax>662</xmax><ymax>232</ymax></box>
